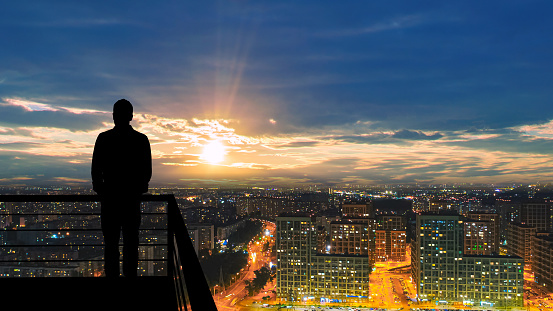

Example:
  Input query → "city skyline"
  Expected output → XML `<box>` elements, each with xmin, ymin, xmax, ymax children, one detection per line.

<box><xmin>3</xmin><ymin>2</ymin><xmax>553</xmax><ymax>187</ymax></box>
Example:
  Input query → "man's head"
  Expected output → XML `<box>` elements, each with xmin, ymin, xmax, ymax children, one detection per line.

<box><xmin>113</xmin><ymin>99</ymin><xmax>133</xmax><ymax>126</ymax></box>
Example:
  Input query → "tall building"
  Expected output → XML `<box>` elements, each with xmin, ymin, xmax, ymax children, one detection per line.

<box><xmin>375</xmin><ymin>229</ymin><xmax>406</xmax><ymax>262</ymax></box>
<box><xmin>521</xmin><ymin>202</ymin><xmax>552</xmax><ymax>232</ymax></box>
<box><xmin>311</xmin><ymin>255</ymin><xmax>370</xmax><ymax>303</ymax></box>
<box><xmin>413</xmin><ymin>212</ymin><xmax>524</xmax><ymax>307</ymax></box>
<box><xmin>187</xmin><ymin>223</ymin><xmax>214</xmax><ymax>255</ymax></box>
<box><xmin>532</xmin><ymin>233</ymin><xmax>553</xmax><ymax>291</ymax></box>
<box><xmin>506</xmin><ymin>223</ymin><xmax>536</xmax><ymax>264</ymax></box>
<box><xmin>497</xmin><ymin>200</ymin><xmax>553</xmax><ymax>241</ymax></box>
<box><xmin>276</xmin><ymin>216</ymin><xmax>371</xmax><ymax>303</ymax></box>
<box><xmin>276</xmin><ymin>216</ymin><xmax>316</xmax><ymax>302</ymax></box>
<box><xmin>375</xmin><ymin>215</ymin><xmax>407</xmax><ymax>262</ymax></box>
<box><xmin>413</xmin><ymin>213</ymin><xmax>464</xmax><ymax>302</ymax></box>
<box><xmin>330</xmin><ymin>220</ymin><xmax>369</xmax><ymax>256</ymax></box>
<box><xmin>457</xmin><ymin>255</ymin><xmax>524</xmax><ymax>307</ymax></box>
<box><xmin>463</xmin><ymin>220</ymin><xmax>496</xmax><ymax>256</ymax></box>
<box><xmin>465</xmin><ymin>212</ymin><xmax>499</xmax><ymax>254</ymax></box>
<box><xmin>532</xmin><ymin>234</ymin><xmax>553</xmax><ymax>290</ymax></box>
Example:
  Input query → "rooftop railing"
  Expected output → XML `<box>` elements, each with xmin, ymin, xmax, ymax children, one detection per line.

<box><xmin>0</xmin><ymin>194</ymin><xmax>217</xmax><ymax>311</ymax></box>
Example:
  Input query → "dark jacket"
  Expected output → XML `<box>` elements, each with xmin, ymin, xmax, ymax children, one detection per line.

<box><xmin>91</xmin><ymin>125</ymin><xmax>152</xmax><ymax>196</ymax></box>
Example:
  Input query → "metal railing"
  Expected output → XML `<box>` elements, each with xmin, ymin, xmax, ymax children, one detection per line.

<box><xmin>0</xmin><ymin>194</ymin><xmax>217</xmax><ymax>311</ymax></box>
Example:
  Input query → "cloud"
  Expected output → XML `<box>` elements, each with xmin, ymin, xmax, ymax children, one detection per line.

<box><xmin>392</xmin><ymin>130</ymin><xmax>443</xmax><ymax>140</ymax></box>
<box><xmin>271</xmin><ymin>141</ymin><xmax>321</xmax><ymax>149</ymax></box>
<box><xmin>320</xmin><ymin>14</ymin><xmax>425</xmax><ymax>37</ymax></box>
<box><xmin>0</xmin><ymin>98</ymin><xmax>109</xmax><ymax>132</ymax></box>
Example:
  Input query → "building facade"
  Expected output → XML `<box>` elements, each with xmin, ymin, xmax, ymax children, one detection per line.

<box><xmin>187</xmin><ymin>223</ymin><xmax>214</xmax><ymax>255</ymax></box>
<box><xmin>463</xmin><ymin>220</ymin><xmax>496</xmax><ymax>256</ymax></box>
<box><xmin>375</xmin><ymin>215</ymin><xmax>407</xmax><ymax>262</ymax></box>
<box><xmin>311</xmin><ymin>255</ymin><xmax>370</xmax><ymax>303</ymax></box>
<box><xmin>506</xmin><ymin>223</ymin><xmax>536</xmax><ymax>264</ymax></box>
<box><xmin>276</xmin><ymin>216</ymin><xmax>371</xmax><ymax>303</ymax></box>
<box><xmin>465</xmin><ymin>212</ymin><xmax>500</xmax><ymax>254</ymax></box>
<box><xmin>276</xmin><ymin>216</ymin><xmax>316</xmax><ymax>302</ymax></box>
<box><xmin>342</xmin><ymin>203</ymin><xmax>374</xmax><ymax>218</ymax></box>
<box><xmin>457</xmin><ymin>256</ymin><xmax>524</xmax><ymax>307</ymax></box>
<box><xmin>413</xmin><ymin>212</ymin><xmax>523</xmax><ymax>307</ymax></box>
<box><xmin>532</xmin><ymin>234</ymin><xmax>553</xmax><ymax>291</ymax></box>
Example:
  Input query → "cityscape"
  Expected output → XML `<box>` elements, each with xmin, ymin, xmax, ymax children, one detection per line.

<box><xmin>2</xmin><ymin>183</ymin><xmax>553</xmax><ymax>310</ymax></box>
<box><xmin>3</xmin><ymin>1</ymin><xmax>553</xmax><ymax>310</ymax></box>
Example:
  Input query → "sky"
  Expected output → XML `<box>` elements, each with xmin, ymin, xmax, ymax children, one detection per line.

<box><xmin>2</xmin><ymin>1</ymin><xmax>553</xmax><ymax>187</ymax></box>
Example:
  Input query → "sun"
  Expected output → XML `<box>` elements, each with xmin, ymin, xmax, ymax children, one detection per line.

<box><xmin>201</xmin><ymin>140</ymin><xmax>226</xmax><ymax>164</ymax></box>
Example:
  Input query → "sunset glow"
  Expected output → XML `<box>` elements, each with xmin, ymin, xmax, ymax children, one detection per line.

<box><xmin>1</xmin><ymin>2</ymin><xmax>553</xmax><ymax>187</ymax></box>
<box><xmin>201</xmin><ymin>140</ymin><xmax>226</xmax><ymax>164</ymax></box>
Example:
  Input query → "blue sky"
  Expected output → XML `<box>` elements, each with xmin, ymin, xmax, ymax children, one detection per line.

<box><xmin>2</xmin><ymin>1</ymin><xmax>553</xmax><ymax>187</ymax></box>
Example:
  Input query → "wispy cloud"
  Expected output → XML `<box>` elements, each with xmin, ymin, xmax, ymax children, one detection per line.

<box><xmin>320</xmin><ymin>14</ymin><xmax>425</xmax><ymax>37</ymax></box>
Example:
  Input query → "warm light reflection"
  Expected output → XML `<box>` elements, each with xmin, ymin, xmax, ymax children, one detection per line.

<box><xmin>201</xmin><ymin>140</ymin><xmax>226</xmax><ymax>164</ymax></box>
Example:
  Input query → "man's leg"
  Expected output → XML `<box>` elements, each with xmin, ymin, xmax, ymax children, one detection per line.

<box><xmin>101</xmin><ymin>200</ymin><xmax>121</xmax><ymax>277</ymax></box>
<box><xmin>122</xmin><ymin>198</ymin><xmax>141</xmax><ymax>278</ymax></box>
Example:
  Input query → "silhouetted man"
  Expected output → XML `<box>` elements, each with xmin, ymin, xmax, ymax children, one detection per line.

<box><xmin>92</xmin><ymin>99</ymin><xmax>152</xmax><ymax>278</ymax></box>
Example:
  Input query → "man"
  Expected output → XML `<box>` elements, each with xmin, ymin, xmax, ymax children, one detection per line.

<box><xmin>91</xmin><ymin>99</ymin><xmax>152</xmax><ymax>278</ymax></box>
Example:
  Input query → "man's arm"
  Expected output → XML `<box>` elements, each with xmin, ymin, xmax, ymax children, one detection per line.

<box><xmin>140</xmin><ymin>135</ymin><xmax>152</xmax><ymax>194</ymax></box>
<box><xmin>91</xmin><ymin>134</ymin><xmax>105</xmax><ymax>194</ymax></box>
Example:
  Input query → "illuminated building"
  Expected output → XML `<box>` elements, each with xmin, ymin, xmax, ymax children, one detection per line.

<box><xmin>375</xmin><ymin>215</ymin><xmax>407</xmax><ymax>262</ymax></box>
<box><xmin>506</xmin><ymin>223</ymin><xmax>536</xmax><ymax>264</ymax></box>
<box><xmin>463</xmin><ymin>221</ymin><xmax>495</xmax><ymax>255</ymax></box>
<box><xmin>413</xmin><ymin>212</ymin><xmax>523</xmax><ymax>307</ymax></box>
<box><xmin>457</xmin><ymin>256</ymin><xmax>524</xmax><ymax>307</ymax></box>
<box><xmin>532</xmin><ymin>233</ymin><xmax>553</xmax><ymax>290</ymax></box>
<box><xmin>276</xmin><ymin>216</ymin><xmax>371</xmax><ymax>303</ymax></box>
<box><xmin>465</xmin><ymin>212</ymin><xmax>499</xmax><ymax>254</ymax></box>
<box><xmin>187</xmin><ymin>223</ymin><xmax>214</xmax><ymax>255</ymax></box>
<box><xmin>413</xmin><ymin>213</ymin><xmax>464</xmax><ymax>302</ymax></box>
<box><xmin>311</xmin><ymin>255</ymin><xmax>370</xmax><ymax>303</ymax></box>
<box><xmin>497</xmin><ymin>200</ymin><xmax>553</xmax><ymax>241</ymax></box>
<box><xmin>330</xmin><ymin>221</ymin><xmax>369</xmax><ymax>256</ymax></box>
<box><xmin>276</xmin><ymin>216</ymin><xmax>317</xmax><ymax>302</ymax></box>
<box><xmin>342</xmin><ymin>203</ymin><xmax>374</xmax><ymax>218</ymax></box>
<box><xmin>375</xmin><ymin>229</ymin><xmax>406</xmax><ymax>262</ymax></box>
<box><xmin>428</xmin><ymin>199</ymin><xmax>458</xmax><ymax>213</ymax></box>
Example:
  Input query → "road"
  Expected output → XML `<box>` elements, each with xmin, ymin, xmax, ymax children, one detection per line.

<box><xmin>215</xmin><ymin>220</ymin><xmax>276</xmax><ymax>311</ymax></box>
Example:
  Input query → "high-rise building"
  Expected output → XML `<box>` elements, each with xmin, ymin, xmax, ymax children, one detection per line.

<box><xmin>375</xmin><ymin>215</ymin><xmax>407</xmax><ymax>262</ymax></box>
<box><xmin>330</xmin><ymin>220</ymin><xmax>369</xmax><ymax>256</ymax></box>
<box><xmin>532</xmin><ymin>233</ymin><xmax>553</xmax><ymax>291</ymax></box>
<box><xmin>413</xmin><ymin>213</ymin><xmax>464</xmax><ymax>301</ymax></box>
<box><xmin>276</xmin><ymin>216</ymin><xmax>371</xmax><ymax>303</ymax></box>
<box><xmin>276</xmin><ymin>216</ymin><xmax>316</xmax><ymax>302</ymax></box>
<box><xmin>375</xmin><ymin>229</ymin><xmax>406</xmax><ymax>262</ymax></box>
<box><xmin>497</xmin><ymin>200</ymin><xmax>553</xmax><ymax>242</ymax></box>
<box><xmin>187</xmin><ymin>223</ymin><xmax>214</xmax><ymax>255</ymax></box>
<box><xmin>457</xmin><ymin>255</ymin><xmax>524</xmax><ymax>307</ymax></box>
<box><xmin>463</xmin><ymin>221</ymin><xmax>496</xmax><ymax>256</ymax></box>
<box><xmin>506</xmin><ymin>223</ymin><xmax>536</xmax><ymax>264</ymax></box>
<box><xmin>521</xmin><ymin>202</ymin><xmax>552</xmax><ymax>232</ymax></box>
<box><xmin>465</xmin><ymin>212</ymin><xmax>499</xmax><ymax>254</ymax></box>
<box><xmin>311</xmin><ymin>255</ymin><xmax>370</xmax><ymax>303</ymax></box>
<box><xmin>413</xmin><ymin>212</ymin><xmax>524</xmax><ymax>307</ymax></box>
